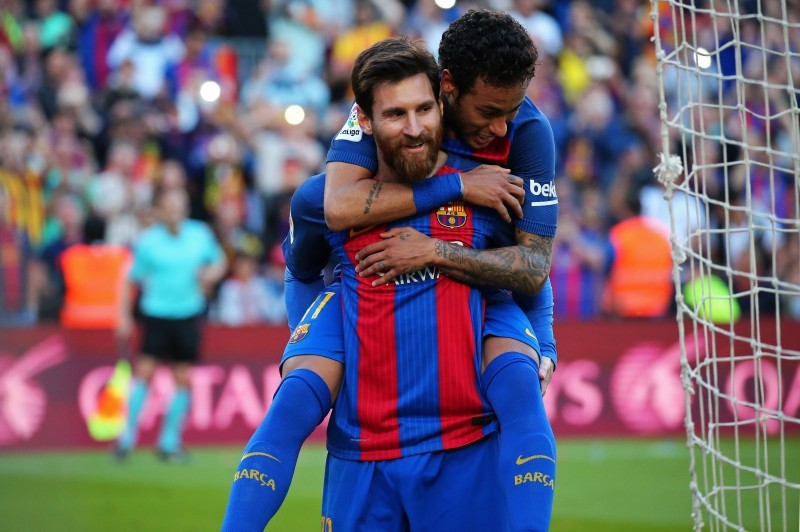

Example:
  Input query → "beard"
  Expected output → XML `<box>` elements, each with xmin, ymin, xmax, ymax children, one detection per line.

<box><xmin>442</xmin><ymin>94</ymin><xmax>477</xmax><ymax>148</ymax></box>
<box><xmin>373</xmin><ymin>121</ymin><xmax>443</xmax><ymax>182</ymax></box>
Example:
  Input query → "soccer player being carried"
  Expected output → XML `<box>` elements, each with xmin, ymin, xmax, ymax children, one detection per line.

<box><xmin>223</xmin><ymin>12</ymin><xmax>557</xmax><ymax>531</ymax></box>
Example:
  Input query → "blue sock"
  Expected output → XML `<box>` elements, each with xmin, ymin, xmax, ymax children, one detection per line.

<box><xmin>158</xmin><ymin>387</ymin><xmax>190</xmax><ymax>453</ymax></box>
<box><xmin>118</xmin><ymin>378</ymin><xmax>148</xmax><ymax>451</ymax></box>
<box><xmin>482</xmin><ymin>353</ymin><xmax>556</xmax><ymax>532</ymax></box>
<box><xmin>221</xmin><ymin>368</ymin><xmax>332</xmax><ymax>531</ymax></box>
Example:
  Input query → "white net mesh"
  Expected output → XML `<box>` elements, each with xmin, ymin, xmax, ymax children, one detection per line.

<box><xmin>651</xmin><ymin>1</ymin><xmax>800</xmax><ymax>530</ymax></box>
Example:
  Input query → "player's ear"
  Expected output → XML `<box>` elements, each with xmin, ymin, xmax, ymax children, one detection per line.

<box><xmin>356</xmin><ymin>106</ymin><xmax>373</xmax><ymax>135</ymax></box>
<box><xmin>440</xmin><ymin>69</ymin><xmax>457</xmax><ymax>100</ymax></box>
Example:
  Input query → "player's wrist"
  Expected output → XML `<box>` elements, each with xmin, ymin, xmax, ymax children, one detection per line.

<box><xmin>430</xmin><ymin>239</ymin><xmax>452</xmax><ymax>268</ymax></box>
<box><xmin>412</xmin><ymin>172</ymin><xmax>463</xmax><ymax>213</ymax></box>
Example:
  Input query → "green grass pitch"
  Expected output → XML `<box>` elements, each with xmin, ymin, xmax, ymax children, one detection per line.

<box><xmin>0</xmin><ymin>438</ymin><xmax>797</xmax><ymax>531</ymax></box>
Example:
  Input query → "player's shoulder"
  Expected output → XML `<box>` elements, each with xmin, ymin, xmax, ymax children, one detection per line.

<box><xmin>511</xmin><ymin>97</ymin><xmax>550</xmax><ymax>129</ymax></box>
<box><xmin>508</xmin><ymin>97</ymin><xmax>555</xmax><ymax>153</ymax></box>
<box><xmin>293</xmin><ymin>172</ymin><xmax>326</xmax><ymax>205</ymax></box>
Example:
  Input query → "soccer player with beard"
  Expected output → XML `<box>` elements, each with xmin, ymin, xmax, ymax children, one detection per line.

<box><xmin>222</xmin><ymin>37</ymin><xmax>548</xmax><ymax>531</ymax></box>
<box><xmin>325</xmin><ymin>10</ymin><xmax>558</xmax><ymax>530</ymax></box>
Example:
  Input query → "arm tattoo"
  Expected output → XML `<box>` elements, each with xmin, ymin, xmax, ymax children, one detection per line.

<box><xmin>363</xmin><ymin>181</ymin><xmax>383</xmax><ymax>215</ymax></box>
<box><xmin>434</xmin><ymin>231</ymin><xmax>553</xmax><ymax>295</ymax></box>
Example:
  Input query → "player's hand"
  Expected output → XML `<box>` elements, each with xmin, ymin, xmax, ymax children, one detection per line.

<box><xmin>460</xmin><ymin>165</ymin><xmax>525</xmax><ymax>223</ymax></box>
<box><xmin>355</xmin><ymin>227</ymin><xmax>436</xmax><ymax>286</ymax></box>
<box><xmin>539</xmin><ymin>356</ymin><xmax>555</xmax><ymax>396</ymax></box>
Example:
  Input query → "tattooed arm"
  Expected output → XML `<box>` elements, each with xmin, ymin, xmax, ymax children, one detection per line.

<box><xmin>324</xmin><ymin>162</ymin><xmax>524</xmax><ymax>231</ymax></box>
<box><xmin>355</xmin><ymin>227</ymin><xmax>553</xmax><ymax>296</ymax></box>
<box><xmin>433</xmin><ymin>230</ymin><xmax>553</xmax><ymax>295</ymax></box>
<box><xmin>324</xmin><ymin>162</ymin><xmax>415</xmax><ymax>231</ymax></box>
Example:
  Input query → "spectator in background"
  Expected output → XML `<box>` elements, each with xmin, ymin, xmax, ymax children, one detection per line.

<box><xmin>508</xmin><ymin>0</ymin><xmax>563</xmax><ymax>57</ymax></box>
<box><xmin>40</xmin><ymin>107</ymin><xmax>96</xmax><ymax>201</ymax></box>
<box><xmin>115</xmin><ymin>187</ymin><xmax>226</xmax><ymax>461</ymax></box>
<box><xmin>34</xmin><ymin>0</ymin><xmax>74</xmax><ymax>51</ymax></box>
<box><xmin>563</xmin><ymin>77</ymin><xmax>624</xmax><ymax>188</ymax></box>
<box><xmin>214</xmin><ymin>234</ymin><xmax>286</xmax><ymax>326</ymax></box>
<box><xmin>400</xmin><ymin>0</ymin><xmax>458</xmax><ymax>58</ymax></box>
<box><xmin>602</xmin><ymin>187</ymin><xmax>673</xmax><ymax>318</ymax></box>
<box><xmin>0</xmin><ymin>0</ymin><xmax>25</xmax><ymax>52</ymax></box>
<box><xmin>10</xmin><ymin>22</ymin><xmax>45</xmax><ymax>110</ymax></box>
<box><xmin>0</xmin><ymin>126</ymin><xmax>45</xmax><ymax>247</ymax></box>
<box><xmin>777</xmin><ymin>229</ymin><xmax>800</xmax><ymax>319</ymax></box>
<box><xmin>0</xmin><ymin>185</ymin><xmax>38</xmax><ymax>325</ymax></box>
<box><xmin>525</xmin><ymin>50</ymin><xmax>569</xmax><ymax>157</ymax></box>
<box><xmin>37</xmin><ymin>47</ymin><xmax>72</xmax><ymax>120</ymax></box>
<box><xmin>267</xmin><ymin>0</ymin><xmax>354</xmax><ymax>77</ymax></box>
<box><xmin>632</xmin><ymin>142</ymin><xmax>705</xmax><ymax>260</ymax></box>
<box><xmin>245</xmin><ymin>110</ymin><xmax>324</xmax><ymax>246</ymax></box>
<box><xmin>551</xmin><ymin>182</ymin><xmax>611</xmax><ymax>319</ymax></box>
<box><xmin>202</xmin><ymin>132</ymin><xmax>245</xmax><ymax>219</ymax></box>
<box><xmin>605</xmin><ymin>0</ymin><xmax>649</xmax><ymax>77</ymax></box>
<box><xmin>107</xmin><ymin>5</ymin><xmax>185</xmax><ymax>100</ymax></box>
<box><xmin>327</xmin><ymin>0</ymin><xmax>398</xmax><ymax>93</ymax></box>
<box><xmin>87</xmin><ymin>139</ymin><xmax>148</xmax><ymax>246</ymax></box>
<box><xmin>224</xmin><ymin>0</ymin><xmax>269</xmax><ymax>38</ymax></box>
<box><xmin>720</xmin><ymin>186</ymin><xmax>784</xmax><ymax>316</ymax></box>
<box><xmin>34</xmin><ymin>192</ymin><xmax>85</xmax><ymax>319</ymax></box>
<box><xmin>76</xmin><ymin>0</ymin><xmax>127</xmax><ymax>91</ymax></box>
<box><xmin>239</xmin><ymin>37</ymin><xmax>331</xmax><ymax>126</ymax></box>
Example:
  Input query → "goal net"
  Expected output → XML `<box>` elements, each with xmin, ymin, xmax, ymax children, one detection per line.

<box><xmin>651</xmin><ymin>1</ymin><xmax>800</xmax><ymax>530</ymax></box>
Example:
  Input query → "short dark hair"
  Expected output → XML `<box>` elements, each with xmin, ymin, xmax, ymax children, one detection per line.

<box><xmin>351</xmin><ymin>37</ymin><xmax>440</xmax><ymax>118</ymax></box>
<box><xmin>82</xmin><ymin>216</ymin><xmax>106</xmax><ymax>244</ymax></box>
<box><xmin>438</xmin><ymin>9</ymin><xmax>538</xmax><ymax>94</ymax></box>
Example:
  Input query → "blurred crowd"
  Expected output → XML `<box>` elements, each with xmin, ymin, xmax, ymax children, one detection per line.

<box><xmin>0</xmin><ymin>0</ymin><xmax>797</xmax><ymax>328</ymax></box>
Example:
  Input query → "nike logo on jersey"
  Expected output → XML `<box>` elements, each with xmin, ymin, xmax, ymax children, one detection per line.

<box><xmin>349</xmin><ymin>225</ymin><xmax>376</xmax><ymax>237</ymax></box>
<box><xmin>525</xmin><ymin>328</ymin><xmax>536</xmax><ymax>339</ymax></box>
<box><xmin>516</xmin><ymin>454</ymin><xmax>555</xmax><ymax>466</ymax></box>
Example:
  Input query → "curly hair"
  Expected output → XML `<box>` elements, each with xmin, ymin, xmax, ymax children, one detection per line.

<box><xmin>438</xmin><ymin>9</ymin><xmax>538</xmax><ymax>94</ymax></box>
<box><xmin>351</xmin><ymin>37</ymin><xmax>440</xmax><ymax>118</ymax></box>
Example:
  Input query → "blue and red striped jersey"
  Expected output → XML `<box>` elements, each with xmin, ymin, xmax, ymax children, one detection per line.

<box><xmin>285</xmin><ymin>154</ymin><xmax>509</xmax><ymax>461</ymax></box>
<box><xmin>326</xmin><ymin>97</ymin><xmax>559</xmax><ymax>364</ymax></box>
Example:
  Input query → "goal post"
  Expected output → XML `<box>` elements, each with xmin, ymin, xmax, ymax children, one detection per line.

<box><xmin>651</xmin><ymin>1</ymin><xmax>800</xmax><ymax>530</ymax></box>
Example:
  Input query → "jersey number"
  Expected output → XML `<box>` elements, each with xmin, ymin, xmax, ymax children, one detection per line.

<box><xmin>300</xmin><ymin>291</ymin><xmax>336</xmax><ymax>322</ymax></box>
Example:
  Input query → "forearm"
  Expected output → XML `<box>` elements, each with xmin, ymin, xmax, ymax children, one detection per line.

<box><xmin>433</xmin><ymin>233</ymin><xmax>553</xmax><ymax>296</ymax></box>
<box><xmin>324</xmin><ymin>177</ymin><xmax>416</xmax><ymax>231</ymax></box>
<box><xmin>323</xmin><ymin>162</ymin><xmax>463</xmax><ymax>231</ymax></box>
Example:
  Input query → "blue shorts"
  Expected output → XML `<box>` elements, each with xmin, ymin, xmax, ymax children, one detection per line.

<box><xmin>282</xmin><ymin>285</ymin><xmax>539</xmax><ymax>367</ymax></box>
<box><xmin>483</xmin><ymin>289</ymin><xmax>541</xmax><ymax>356</ymax></box>
<box><xmin>320</xmin><ymin>432</ymin><xmax>507</xmax><ymax>532</ymax></box>
<box><xmin>282</xmin><ymin>282</ymin><xmax>346</xmax><ymax>367</ymax></box>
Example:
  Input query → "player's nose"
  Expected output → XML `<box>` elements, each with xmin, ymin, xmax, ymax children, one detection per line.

<box><xmin>487</xmin><ymin>117</ymin><xmax>508</xmax><ymax>138</ymax></box>
<box><xmin>403</xmin><ymin>115</ymin><xmax>424</xmax><ymax>137</ymax></box>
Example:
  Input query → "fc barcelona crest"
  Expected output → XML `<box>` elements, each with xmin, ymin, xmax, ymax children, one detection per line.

<box><xmin>436</xmin><ymin>201</ymin><xmax>467</xmax><ymax>229</ymax></box>
<box><xmin>289</xmin><ymin>323</ymin><xmax>310</xmax><ymax>343</ymax></box>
